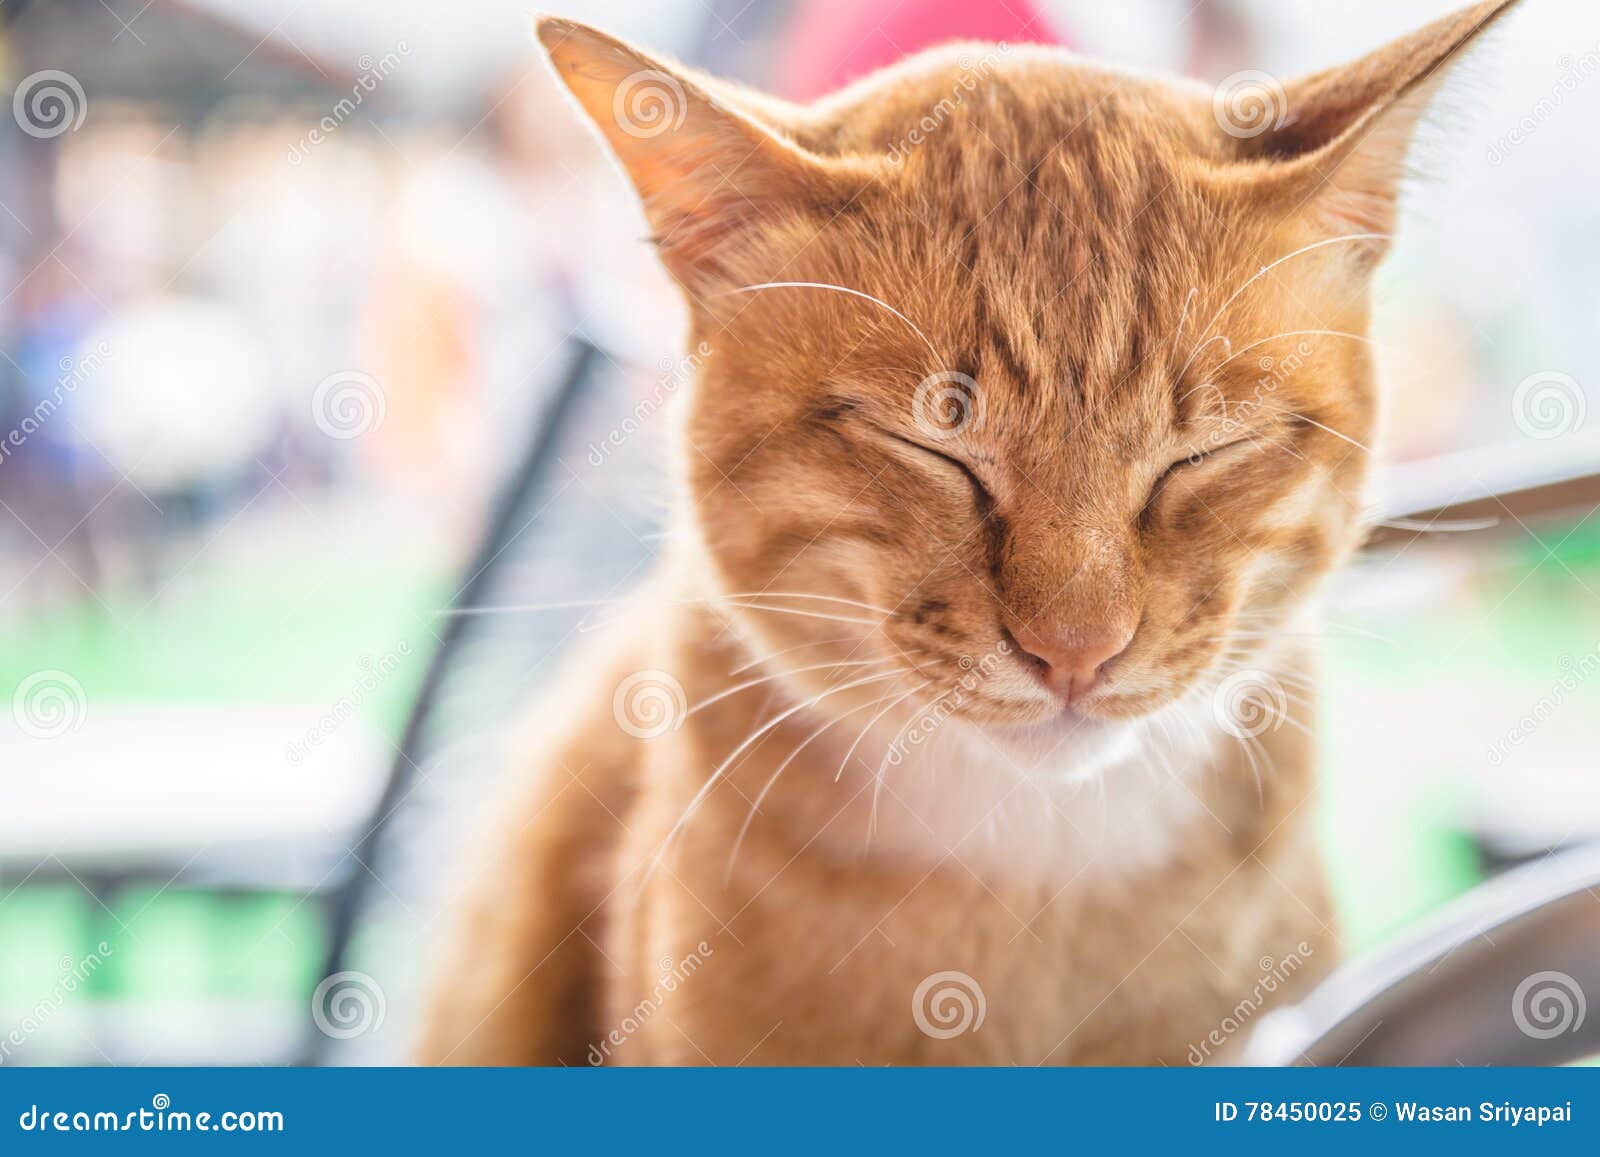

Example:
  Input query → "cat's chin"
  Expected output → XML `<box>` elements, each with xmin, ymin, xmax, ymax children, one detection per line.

<box><xmin>982</xmin><ymin>709</ymin><xmax>1146</xmax><ymax>784</ymax></box>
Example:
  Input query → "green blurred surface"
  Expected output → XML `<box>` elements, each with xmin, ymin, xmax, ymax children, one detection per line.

<box><xmin>0</xmin><ymin>888</ymin><xmax>325</xmax><ymax>1004</ymax></box>
<box><xmin>0</xmin><ymin>531</ymin><xmax>444</xmax><ymax>1058</ymax></box>
<box><xmin>0</xmin><ymin>886</ymin><xmax>94</xmax><ymax>1000</ymax></box>
<box><xmin>0</xmin><ymin>550</ymin><xmax>444</xmax><ymax>723</ymax></box>
<box><xmin>1318</xmin><ymin>518</ymin><xmax>1600</xmax><ymax>948</ymax></box>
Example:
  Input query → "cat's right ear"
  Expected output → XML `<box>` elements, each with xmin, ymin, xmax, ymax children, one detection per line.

<box><xmin>1232</xmin><ymin>0</ymin><xmax>1522</xmax><ymax>257</ymax></box>
<box><xmin>535</xmin><ymin>17</ymin><xmax>845</xmax><ymax>293</ymax></box>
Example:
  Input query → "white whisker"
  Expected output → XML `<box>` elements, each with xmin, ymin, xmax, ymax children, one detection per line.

<box><xmin>1236</xmin><ymin>732</ymin><xmax>1268</xmax><ymax>804</ymax></box>
<box><xmin>1231</xmin><ymin>614</ymin><xmax>1392</xmax><ymax>645</ymax></box>
<box><xmin>723</xmin><ymin>602</ymin><xmax>883</xmax><ymax>626</ymax></box>
<box><xmin>441</xmin><ymin>597</ymin><xmax>634</xmax><ymax>617</ymax></box>
<box><xmin>1171</xmin><ymin>285</ymin><xmax>1198</xmax><ymax>353</ymax></box>
<box><xmin>729</xmin><ymin>634</ymin><xmax>856</xmax><ymax>677</ymax></box>
<box><xmin>716</xmin><ymin>281</ymin><xmax>942</xmax><ymax>364</ymax></box>
<box><xmin>715</xmin><ymin>590</ymin><xmax>900</xmax><ymax>616</ymax></box>
<box><xmin>1186</xmin><ymin>233</ymin><xmax>1390</xmax><ymax>358</ymax></box>
<box><xmin>868</xmin><ymin>687</ymin><xmax>948</xmax><ymax>840</ymax></box>
<box><xmin>1210</xmin><ymin>329</ymin><xmax>1373</xmax><ymax>374</ymax></box>
<box><xmin>443</xmin><ymin>593</ymin><xmax>891</xmax><ymax>628</ymax></box>
<box><xmin>722</xmin><ymin>689</ymin><xmax>904</xmax><ymax>883</ymax></box>
<box><xmin>1226</xmin><ymin>632</ymin><xmax>1325</xmax><ymax>642</ymax></box>
<box><xmin>834</xmin><ymin>681</ymin><xmax>930</xmax><ymax>784</ymax></box>
<box><xmin>1295</xmin><ymin>413</ymin><xmax>1371</xmax><ymax>454</ymax></box>
<box><xmin>686</xmin><ymin>656</ymin><xmax>900</xmax><ymax>719</ymax></box>
<box><xmin>1238</xmin><ymin>428</ymin><xmax>1310</xmax><ymax>464</ymax></box>
<box><xmin>648</xmin><ymin>668</ymin><xmax>910</xmax><ymax>880</ymax></box>
<box><xmin>1174</xmin><ymin>333</ymin><xmax>1232</xmax><ymax>385</ymax></box>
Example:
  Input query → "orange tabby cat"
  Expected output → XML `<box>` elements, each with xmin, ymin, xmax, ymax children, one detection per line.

<box><xmin>419</xmin><ymin>1</ymin><xmax>1520</xmax><ymax>1065</ymax></box>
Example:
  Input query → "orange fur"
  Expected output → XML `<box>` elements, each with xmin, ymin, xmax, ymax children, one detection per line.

<box><xmin>419</xmin><ymin>2</ymin><xmax>1520</xmax><ymax>1065</ymax></box>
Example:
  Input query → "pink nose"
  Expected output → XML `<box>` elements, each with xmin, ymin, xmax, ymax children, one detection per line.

<box><xmin>1012</xmin><ymin>623</ymin><xmax>1134</xmax><ymax>703</ymax></box>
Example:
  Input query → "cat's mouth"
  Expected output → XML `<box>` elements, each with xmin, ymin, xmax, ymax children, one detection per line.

<box><xmin>892</xmin><ymin>634</ymin><xmax>1209</xmax><ymax>737</ymax></box>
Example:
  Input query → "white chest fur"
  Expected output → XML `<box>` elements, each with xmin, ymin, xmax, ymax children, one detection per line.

<box><xmin>816</xmin><ymin>695</ymin><xmax>1229</xmax><ymax>888</ymax></box>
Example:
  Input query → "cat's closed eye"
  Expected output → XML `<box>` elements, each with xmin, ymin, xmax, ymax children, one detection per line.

<box><xmin>880</xmin><ymin>428</ymin><xmax>993</xmax><ymax>507</ymax></box>
<box><xmin>1176</xmin><ymin>434</ymin><xmax>1258</xmax><ymax>472</ymax></box>
<box><xmin>1144</xmin><ymin>435</ymin><xmax>1261</xmax><ymax>514</ymax></box>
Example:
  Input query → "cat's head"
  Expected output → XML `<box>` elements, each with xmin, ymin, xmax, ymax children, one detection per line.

<box><xmin>540</xmin><ymin>3</ymin><xmax>1516</xmax><ymax>755</ymax></box>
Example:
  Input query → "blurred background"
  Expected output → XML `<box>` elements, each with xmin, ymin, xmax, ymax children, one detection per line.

<box><xmin>0</xmin><ymin>0</ymin><xmax>1597</xmax><ymax>1065</ymax></box>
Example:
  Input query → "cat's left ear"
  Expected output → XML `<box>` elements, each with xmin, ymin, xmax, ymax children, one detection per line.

<box><xmin>535</xmin><ymin>17</ymin><xmax>850</xmax><ymax>293</ymax></box>
<box><xmin>1238</xmin><ymin>0</ymin><xmax>1521</xmax><ymax>251</ymax></box>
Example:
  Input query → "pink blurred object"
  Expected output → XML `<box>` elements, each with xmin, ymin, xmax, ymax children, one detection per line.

<box><xmin>778</xmin><ymin>0</ymin><xmax>1068</xmax><ymax>101</ymax></box>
